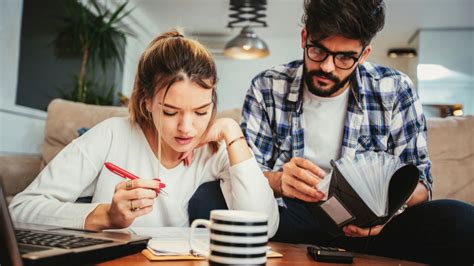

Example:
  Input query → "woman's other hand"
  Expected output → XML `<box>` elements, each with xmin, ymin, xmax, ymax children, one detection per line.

<box><xmin>180</xmin><ymin>118</ymin><xmax>244</xmax><ymax>166</ymax></box>
<box><xmin>200</xmin><ymin>118</ymin><xmax>243</xmax><ymax>145</ymax></box>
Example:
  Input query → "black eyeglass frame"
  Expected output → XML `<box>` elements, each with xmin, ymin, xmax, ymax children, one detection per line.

<box><xmin>305</xmin><ymin>41</ymin><xmax>366</xmax><ymax>70</ymax></box>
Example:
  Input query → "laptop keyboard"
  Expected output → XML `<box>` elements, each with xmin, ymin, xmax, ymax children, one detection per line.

<box><xmin>15</xmin><ymin>229</ymin><xmax>113</xmax><ymax>249</ymax></box>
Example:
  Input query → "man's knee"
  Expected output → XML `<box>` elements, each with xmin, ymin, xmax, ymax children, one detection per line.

<box><xmin>272</xmin><ymin>198</ymin><xmax>330</xmax><ymax>245</ymax></box>
<box><xmin>188</xmin><ymin>181</ymin><xmax>228</xmax><ymax>223</ymax></box>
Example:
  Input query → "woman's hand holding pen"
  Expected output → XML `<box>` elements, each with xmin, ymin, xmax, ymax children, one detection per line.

<box><xmin>84</xmin><ymin>162</ymin><xmax>168</xmax><ymax>230</ymax></box>
<box><xmin>85</xmin><ymin>179</ymin><xmax>165</xmax><ymax>230</ymax></box>
<box><xmin>107</xmin><ymin>179</ymin><xmax>163</xmax><ymax>228</ymax></box>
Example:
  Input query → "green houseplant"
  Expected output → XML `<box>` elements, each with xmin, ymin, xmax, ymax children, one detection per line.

<box><xmin>55</xmin><ymin>0</ymin><xmax>133</xmax><ymax>105</ymax></box>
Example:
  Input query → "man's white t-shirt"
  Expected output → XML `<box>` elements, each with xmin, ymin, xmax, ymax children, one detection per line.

<box><xmin>302</xmin><ymin>86</ymin><xmax>350</xmax><ymax>174</ymax></box>
<box><xmin>9</xmin><ymin>117</ymin><xmax>279</xmax><ymax>236</ymax></box>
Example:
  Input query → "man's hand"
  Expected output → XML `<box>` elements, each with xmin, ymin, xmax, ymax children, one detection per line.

<box><xmin>343</xmin><ymin>183</ymin><xmax>427</xmax><ymax>238</ymax></box>
<box><xmin>279</xmin><ymin>157</ymin><xmax>326</xmax><ymax>202</ymax></box>
<box><xmin>343</xmin><ymin>224</ymin><xmax>384</xmax><ymax>237</ymax></box>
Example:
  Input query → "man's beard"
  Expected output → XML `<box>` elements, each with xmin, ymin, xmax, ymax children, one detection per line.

<box><xmin>303</xmin><ymin>59</ymin><xmax>356</xmax><ymax>97</ymax></box>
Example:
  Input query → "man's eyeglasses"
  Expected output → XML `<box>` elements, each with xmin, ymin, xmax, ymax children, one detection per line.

<box><xmin>305</xmin><ymin>41</ymin><xmax>366</xmax><ymax>70</ymax></box>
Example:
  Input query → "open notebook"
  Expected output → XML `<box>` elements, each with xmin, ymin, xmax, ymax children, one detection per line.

<box><xmin>130</xmin><ymin>227</ymin><xmax>282</xmax><ymax>261</ymax></box>
<box><xmin>307</xmin><ymin>152</ymin><xmax>419</xmax><ymax>236</ymax></box>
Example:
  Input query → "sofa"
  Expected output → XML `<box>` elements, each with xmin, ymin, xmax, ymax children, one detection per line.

<box><xmin>1</xmin><ymin>99</ymin><xmax>473</xmax><ymax>204</ymax></box>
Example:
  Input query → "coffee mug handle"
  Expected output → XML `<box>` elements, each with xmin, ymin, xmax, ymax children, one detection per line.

<box><xmin>189</xmin><ymin>219</ymin><xmax>211</xmax><ymax>257</ymax></box>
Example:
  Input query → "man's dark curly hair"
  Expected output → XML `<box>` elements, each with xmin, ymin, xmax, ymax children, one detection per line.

<box><xmin>302</xmin><ymin>0</ymin><xmax>385</xmax><ymax>46</ymax></box>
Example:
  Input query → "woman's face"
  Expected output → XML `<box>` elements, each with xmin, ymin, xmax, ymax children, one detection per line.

<box><xmin>147</xmin><ymin>79</ymin><xmax>214</xmax><ymax>154</ymax></box>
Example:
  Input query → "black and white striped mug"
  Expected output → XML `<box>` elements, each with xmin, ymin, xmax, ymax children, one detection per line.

<box><xmin>189</xmin><ymin>210</ymin><xmax>269</xmax><ymax>265</ymax></box>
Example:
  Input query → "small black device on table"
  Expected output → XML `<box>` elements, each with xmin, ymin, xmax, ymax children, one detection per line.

<box><xmin>307</xmin><ymin>245</ymin><xmax>354</xmax><ymax>264</ymax></box>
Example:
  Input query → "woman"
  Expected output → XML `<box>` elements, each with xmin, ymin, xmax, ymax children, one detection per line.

<box><xmin>9</xmin><ymin>30</ymin><xmax>279</xmax><ymax>237</ymax></box>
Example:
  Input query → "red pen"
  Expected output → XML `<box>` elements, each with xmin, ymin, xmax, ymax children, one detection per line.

<box><xmin>104</xmin><ymin>162</ymin><xmax>168</xmax><ymax>196</ymax></box>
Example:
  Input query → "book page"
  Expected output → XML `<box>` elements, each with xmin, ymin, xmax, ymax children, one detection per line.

<box><xmin>130</xmin><ymin>227</ymin><xmax>209</xmax><ymax>255</ymax></box>
<box><xmin>335</xmin><ymin>152</ymin><xmax>402</xmax><ymax>217</ymax></box>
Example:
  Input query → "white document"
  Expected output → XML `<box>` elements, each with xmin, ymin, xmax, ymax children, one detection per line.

<box><xmin>130</xmin><ymin>227</ymin><xmax>209</xmax><ymax>256</ymax></box>
<box><xmin>319</xmin><ymin>196</ymin><xmax>354</xmax><ymax>225</ymax></box>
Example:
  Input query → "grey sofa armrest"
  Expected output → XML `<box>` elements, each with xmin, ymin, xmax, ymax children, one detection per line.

<box><xmin>0</xmin><ymin>154</ymin><xmax>42</xmax><ymax>202</ymax></box>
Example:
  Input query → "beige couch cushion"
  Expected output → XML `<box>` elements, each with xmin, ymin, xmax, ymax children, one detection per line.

<box><xmin>0</xmin><ymin>154</ymin><xmax>42</xmax><ymax>202</ymax></box>
<box><xmin>427</xmin><ymin>116</ymin><xmax>474</xmax><ymax>203</ymax></box>
<box><xmin>42</xmin><ymin>99</ymin><xmax>128</xmax><ymax>166</ymax></box>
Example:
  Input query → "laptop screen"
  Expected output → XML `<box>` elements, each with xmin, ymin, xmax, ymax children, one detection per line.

<box><xmin>0</xmin><ymin>181</ymin><xmax>150</xmax><ymax>265</ymax></box>
<box><xmin>0</xmin><ymin>182</ymin><xmax>23</xmax><ymax>266</ymax></box>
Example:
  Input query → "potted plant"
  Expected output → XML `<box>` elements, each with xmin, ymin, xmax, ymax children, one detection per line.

<box><xmin>55</xmin><ymin>0</ymin><xmax>134</xmax><ymax>105</ymax></box>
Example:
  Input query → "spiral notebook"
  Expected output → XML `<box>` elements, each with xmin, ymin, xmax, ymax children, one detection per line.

<box><xmin>306</xmin><ymin>152</ymin><xmax>419</xmax><ymax>236</ymax></box>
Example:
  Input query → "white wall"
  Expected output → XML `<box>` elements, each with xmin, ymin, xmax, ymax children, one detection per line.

<box><xmin>120</xmin><ymin>6</ymin><xmax>157</xmax><ymax>98</ymax></box>
<box><xmin>417</xmin><ymin>29</ymin><xmax>474</xmax><ymax>115</ymax></box>
<box><xmin>214</xmin><ymin>36</ymin><xmax>301</xmax><ymax>110</ymax></box>
<box><xmin>369</xmin><ymin>46</ymin><xmax>414</xmax><ymax>80</ymax></box>
<box><xmin>0</xmin><ymin>0</ymin><xmax>46</xmax><ymax>154</ymax></box>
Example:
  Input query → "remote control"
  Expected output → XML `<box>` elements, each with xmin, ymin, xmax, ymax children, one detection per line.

<box><xmin>307</xmin><ymin>245</ymin><xmax>354</xmax><ymax>263</ymax></box>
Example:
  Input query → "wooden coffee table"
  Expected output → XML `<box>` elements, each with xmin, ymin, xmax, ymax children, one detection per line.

<box><xmin>96</xmin><ymin>242</ymin><xmax>426</xmax><ymax>265</ymax></box>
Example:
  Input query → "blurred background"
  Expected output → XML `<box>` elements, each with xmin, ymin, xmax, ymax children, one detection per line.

<box><xmin>1</xmin><ymin>0</ymin><xmax>473</xmax><ymax>154</ymax></box>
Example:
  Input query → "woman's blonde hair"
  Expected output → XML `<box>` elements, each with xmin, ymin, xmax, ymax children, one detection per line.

<box><xmin>129</xmin><ymin>29</ymin><xmax>219</xmax><ymax>154</ymax></box>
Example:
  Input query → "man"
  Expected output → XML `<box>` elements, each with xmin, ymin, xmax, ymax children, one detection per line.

<box><xmin>240</xmin><ymin>0</ymin><xmax>473</xmax><ymax>264</ymax></box>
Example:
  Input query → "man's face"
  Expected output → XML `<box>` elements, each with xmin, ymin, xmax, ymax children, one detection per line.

<box><xmin>301</xmin><ymin>29</ymin><xmax>371</xmax><ymax>97</ymax></box>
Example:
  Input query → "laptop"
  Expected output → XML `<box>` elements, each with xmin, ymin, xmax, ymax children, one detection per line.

<box><xmin>0</xmin><ymin>182</ymin><xmax>150</xmax><ymax>266</ymax></box>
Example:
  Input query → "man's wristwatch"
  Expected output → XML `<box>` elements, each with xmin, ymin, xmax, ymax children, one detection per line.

<box><xmin>395</xmin><ymin>203</ymin><xmax>408</xmax><ymax>216</ymax></box>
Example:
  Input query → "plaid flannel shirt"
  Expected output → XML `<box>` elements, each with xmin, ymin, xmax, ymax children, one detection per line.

<box><xmin>240</xmin><ymin>60</ymin><xmax>433</xmax><ymax>197</ymax></box>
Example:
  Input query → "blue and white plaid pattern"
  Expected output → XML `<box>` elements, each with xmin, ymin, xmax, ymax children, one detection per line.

<box><xmin>241</xmin><ymin>60</ymin><xmax>433</xmax><ymax>196</ymax></box>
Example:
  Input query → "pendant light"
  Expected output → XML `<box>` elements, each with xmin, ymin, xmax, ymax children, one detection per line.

<box><xmin>224</xmin><ymin>26</ymin><xmax>269</xmax><ymax>59</ymax></box>
<box><xmin>224</xmin><ymin>0</ymin><xmax>269</xmax><ymax>60</ymax></box>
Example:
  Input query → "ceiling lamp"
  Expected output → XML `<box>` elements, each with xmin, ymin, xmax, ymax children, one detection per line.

<box><xmin>224</xmin><ymin>26</ymin><xmax>269</xmax><ymax>59</ymax></box>
<box><xmin>387</xmin><ymin>48</ymin><xmax>417</xmax><ymax>58</ymax></box>
<box><xmin>224</xmin><ymin>0</ymin><xmax>269</xmax><ymax>60</ymax></box>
